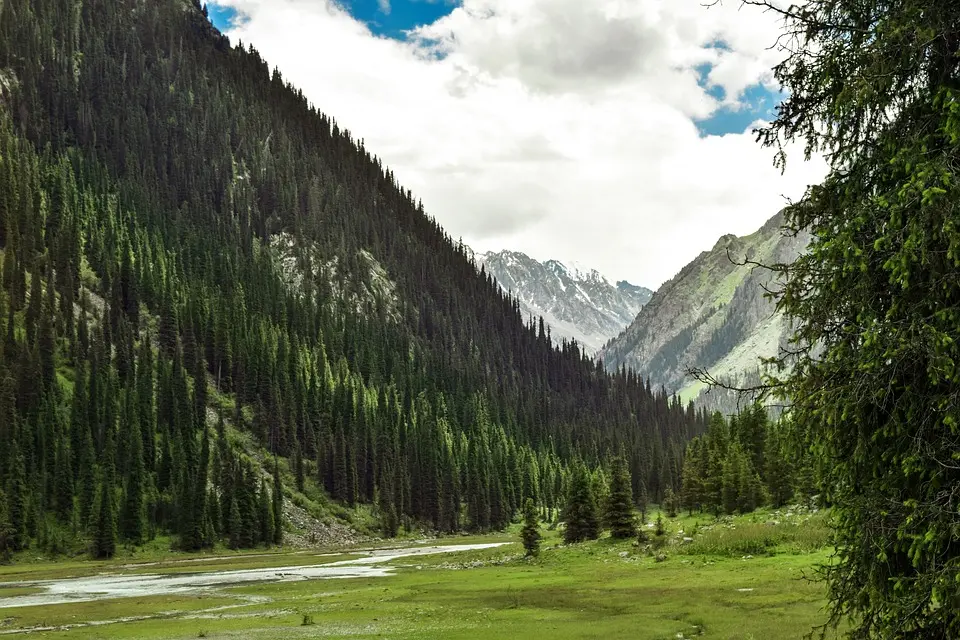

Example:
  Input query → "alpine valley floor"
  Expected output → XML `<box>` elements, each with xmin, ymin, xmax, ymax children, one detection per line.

<box><xmin>0</xmin><ymin>509</ymin><xmax>839</xmax><ymax>639</ymax></box>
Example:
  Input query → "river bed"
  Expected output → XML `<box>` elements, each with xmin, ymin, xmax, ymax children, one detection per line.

<box><xmin>0</xmin><ymin>543</ymin><xmax>507</xmax><ymax>609</ymax></box>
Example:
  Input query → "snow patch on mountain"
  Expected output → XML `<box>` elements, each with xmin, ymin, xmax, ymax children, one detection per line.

<box><xmin>472</xmin><ymin>249</ymin><xmax>652</xmax><ymax>354</ymax></box>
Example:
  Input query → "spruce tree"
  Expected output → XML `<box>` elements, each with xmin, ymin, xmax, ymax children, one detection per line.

<box><xmin>53</xmin><ymin>439</ymin><xmax>74</xmax><ymax>523</ymax></box>
<box><xmin>5</xmin><ymin>440</ymin><xmax>27</xmax><ymax>551</ymax></box>
<box><xmin>603</xmin><ymin>457</ymin><xmax>636</xmax><ymax>539</ymax></box>
<box><xmin>680</xmin><ymin>439</ymin><xmax>704</xmax><ymax>515</ymax></box>
<box><xmin>636</xmin><ymin>479</ymin><xmax>648</xmax><ymax>528</ymax></box>
<box><xmin>663</xmin><ymin>486</ymin><xmax>678</xmax><ymax>519</ymax></box>
<box><xmin>228</xmin><ymin>496</ymin><xmax>242</xmax><ymax>550</ymax></box>
<box><xmin>520</xmin><ymin>498</ymin><xmax>541</xmax><ymax>557</ymax></box>
<box><xmin>562</xmin><ymin>465</ymin><xmax>599</xmax><ymax>544</ymax></box>
<box><xmin>755</xmin><ymin>0</ymin><xmax>960</xmax><ymax>633</ymax></box>
<box><xmin>271</xmin><ymin>460</ymin><xmax>283</xmax><ymax>545</ymax></box>
<box><xmin>91</xmin><ymin>474</ymin><xmax>117</xmax><ymax>559</ymax></box>
<box><xmin>120</xmin><ymin>405</ymin><xmax>147</xmax><ymax>543</ymax></box>
<box><xmin>258</xmin><ymin>478</ymin><xmax>273</xmax><ymax>546</ymax></box>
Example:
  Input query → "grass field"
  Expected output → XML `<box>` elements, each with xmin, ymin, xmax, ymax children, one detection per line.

<box><xmin>0</xmin><ymin>509</ymin><xmax>838</xmax><ymax>639</ymax></box>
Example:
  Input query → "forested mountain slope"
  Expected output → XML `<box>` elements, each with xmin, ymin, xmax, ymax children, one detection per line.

<box><xmin>0</xmin><ymin>0</ymin><xmax>704</xmax><ymax>556</ymax></box>
<box><xmin>600</xmin><ymin>213</ymin><xmax>809</xmax><ymax>403</ymax></box>
<box><xmin>472</xmin><ymin>249</ymin><xmax>651</xmax><ymax>354</ymax></box>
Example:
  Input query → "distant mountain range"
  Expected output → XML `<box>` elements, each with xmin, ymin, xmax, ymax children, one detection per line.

<box><xmin>468</xmin><ymin>249</ymin><xmax>653</xmax><ymax>354</ymax></box>
<box><xmin>599</xmin><ymin>212</ymin><xmax>809</xmax><ymax>404</ymax></box>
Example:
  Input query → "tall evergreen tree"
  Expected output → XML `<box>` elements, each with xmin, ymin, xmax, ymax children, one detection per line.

<box><xmin>5</xmin><ymin>440</ymin><xmax>27</xmax><ymax>552</ymax></box>
<box><xmin>520</xmin><ymin>498</ymin><xmax>541</xmax><ymax>557</ymax></box>
<box><xmin>603</xmin><ymin>457</ymin><xmax>636</xmax><ymax>539</ymax></box>
<box><xmin>272</xmin><ymin>460</ymin><xmax>283</xmax><ymax>545</ymax></box>
<box><xmin>563</xmin><ymin>465</ymin><xmax>600</xmax><ymax>544</ymax></box>
<box><xmin>91</xmin><ymin>473</ymin><xmax>117</xmax><ymax>559</ymax></box>
<box><xmin>120</xmin><ymin>394</ymin><xmax>147</xmax><ymax>543</ymax></box>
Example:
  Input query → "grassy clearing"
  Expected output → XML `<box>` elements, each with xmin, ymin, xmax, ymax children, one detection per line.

<box><xmin>0</xmin><ymin>510</ymin><xmax>837</xmax><ymax>639</ymax></box>
<box><xmin>678</xmin><ymin>510</ymin><xmax>831</xmax><ymax>557</ymax></box>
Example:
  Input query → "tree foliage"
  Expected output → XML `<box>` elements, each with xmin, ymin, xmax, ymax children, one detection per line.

<box><xmin>747</xmin><ymin>0</ymin><xmax>960</xmax><ymax>635</ymax></box>
<box><xmin>520</xmin><ymin>498</ymin><xmax>541</xmax><ymax>557</ymax></box>
<box><xmin>563</xmin><ymin>465</ymin><xmax>600</xmax><ymax>544</ymax></box>
<box><xmin>679</xmin><ymin>406</ymin><xmax>812</xmax><ymax>516</ymax></box>
<box><xmin>603</xmin><ymin>457</ymin><xmax>636</xmax><ymax>539</ymax></box>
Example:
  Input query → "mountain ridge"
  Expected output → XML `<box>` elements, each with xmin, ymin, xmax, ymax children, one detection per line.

<box><xmin>472</xmin><ymin>249</ymin><xmax>652</xmax><ymax>354</ymax></box>
<box><xmin>600</xmin><ymin>212</ymin><xmax>808</xmax><ymax>403</ymax></box>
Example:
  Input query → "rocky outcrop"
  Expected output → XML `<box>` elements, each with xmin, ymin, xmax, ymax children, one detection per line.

<box><xmin>600</xmin><ymin>212</ymin><xmax>808</xmax><ymax>402</ymax></box>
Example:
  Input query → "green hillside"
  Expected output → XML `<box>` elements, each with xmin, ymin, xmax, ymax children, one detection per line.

<box><xmin>0</xmin><ymin>0</ymin><xmax>704</xmax><ymax>557</ymax></box>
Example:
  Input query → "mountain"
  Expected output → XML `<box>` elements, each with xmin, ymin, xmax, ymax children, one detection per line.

<box><xmin>0</xmin><ymin>0</ymin><xmax>704</xmax><ymax>555</ymax></box>
<box><xmin>472</xmin><ymin>250</ymin><xmax>652</xmax><ymax>354</ymax></box>
<box><xmin>600</xmin><ymin>212</ymin><xmax>809</xmax><ymax>403</ymax></box>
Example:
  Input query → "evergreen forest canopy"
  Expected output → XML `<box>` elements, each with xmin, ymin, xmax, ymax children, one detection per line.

<box><xmin>0</xmin><ymin>0</ymin><xmax>706</xmax><ymax>557</ymax></box>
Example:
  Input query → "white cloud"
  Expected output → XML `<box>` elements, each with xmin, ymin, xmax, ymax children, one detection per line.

<box><xmin>378</xmin><ymin>0</ymin><xmax>391</xmax><ymax>15</ymax></box>
<box><xmin>212</xmin><ymin>0</ymin><xmax>826</xmax><ymax>288</ymax></box>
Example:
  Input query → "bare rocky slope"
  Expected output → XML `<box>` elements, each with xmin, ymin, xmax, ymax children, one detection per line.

<box><xmin>599</xmin><ymin>212</ymin><xmax>809</xmax><ymax>403</ymax></box>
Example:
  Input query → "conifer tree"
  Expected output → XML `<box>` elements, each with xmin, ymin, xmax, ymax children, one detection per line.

<box><xmin>120</xmin><ymin>396</ymin><xmax>147</xmax><ymax>543</ymax></box>
<box><xmin>680</xmin><ymin>439</ymin><xmax>704</xmax><ymax>515</ymax></box>
<box><xmin>562</xmin><ymin>465</ymin><xmax>599</xmax><ymax>544</ymax></box>
<box><xmin>636</xmin><ymin>479</ymin><xmax>648</xmax><ymax>528</ymax></box>
<box><xmin>271</xmin><ymin>460</ymin><xmax>283</xmax><ymax>545</ymax></box>
<box><xmin>50</xmin><ymin>441</ymin><xmax>72</xmax><ymax>525</ymax></box>
<box><xmin>91</xmin><ymin>474</ymin><xmax>117</xmax><ymax>559</ymax></box>
<box><xmin>663</xmin><ymin>486</ymin><xmax>678</xmax><ymax>519</ymax></box>
<box><xmin>228</xmin><ymin>496</ymin><xmax>242</xmax><ymax>550</ymax></box>
<box><xmin>6</xmin><ymin>440</ymin><xmax>27</xmax><ymax>551</ymax></box>
<box><xmin>258</xmin><ymin>478</ymin><xmax>274</xmax><ymax>547</ymax></box>
<box><xmin>520</xmin><ymin>498</ymin><xmax>541</xmax><ymax>557</ymax></box>
<box><xmin>603</xmin><ymin>457</ymin><xmax>636</xmax><ymax>539</ymax></box>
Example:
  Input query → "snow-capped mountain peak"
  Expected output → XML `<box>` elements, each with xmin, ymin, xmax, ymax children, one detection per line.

<box><xmin>472</xmin><ymin>249</ymin><xmax>652</xmax><ymax>354</ymax></box>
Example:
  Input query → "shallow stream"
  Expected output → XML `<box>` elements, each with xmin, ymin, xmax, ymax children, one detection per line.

<box><xmin>0</xmin><ymin>542</ymin><xmax>507</xmax><ymax>609</ymax></box>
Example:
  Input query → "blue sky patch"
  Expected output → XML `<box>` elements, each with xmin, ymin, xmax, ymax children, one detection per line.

<box><xmin>344</xmin><ymin>0</ymin><xmax>457</xmax><ymax>39</ymax></box>
<box><xmin>207</xmin><ymin>3</ymin><xmax>242</xmax><ymax>31</ymax></box>
<box><xmin>694</xmin><ymin>60</ymin><xmax>782</xmax><ymax>136</ymax></box>
<box><xmin>207</xmin><ymin>1</ymin><xmax>457</xmax><ymax>39</ymax></box>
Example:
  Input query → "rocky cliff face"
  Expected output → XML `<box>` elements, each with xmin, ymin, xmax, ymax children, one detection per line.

<box><xmin>599</xmin><ymin>212</ymin><xmax>808</xmax><ymax>401</ymax></box>
<box><xmin>471</xmin><ymin>250</ymin><xmax>652</xmax><ymax>354</ymax></box>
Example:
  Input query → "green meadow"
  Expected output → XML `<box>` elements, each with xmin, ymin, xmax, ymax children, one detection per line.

<box><xmin>0</xmin><ymin>509</ymin><xmax>838</xmax><ymax>639</ymax></box>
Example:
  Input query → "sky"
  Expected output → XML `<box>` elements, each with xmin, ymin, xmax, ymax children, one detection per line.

<box><xmin>205</xmin><ymin>0</ymin><xmax>826</xmax><ymax>289</ymax></box>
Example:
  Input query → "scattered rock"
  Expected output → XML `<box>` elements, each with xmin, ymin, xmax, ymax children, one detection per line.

<box><xmin>618</xmin><ymin>551</ymin><xmax>630</xmax><ymax>558</ymax></box>
<box><xmin>655</xmin><ymin>553</ymin><xmax>667</xmax><ymax>563</ymax></box>
<box><xmin>282</xmin><ymin>500</ymin><xmax>366</xmax><ymax>549</ymax></box>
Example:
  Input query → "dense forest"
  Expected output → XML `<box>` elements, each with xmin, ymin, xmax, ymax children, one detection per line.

<box><xmin>678</xmin><ymin>405</ymin><xmax>816</xmax><ymax>517</ymax></box>
<box><xmin>0</xmin><ymin>0</ymin><xmax>706</xmax><ymax>556</ymax></box>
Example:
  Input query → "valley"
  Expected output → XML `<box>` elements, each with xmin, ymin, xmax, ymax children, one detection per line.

<box><xmin>0</xmin><ymin>509</ymin><xmax>834</xmax><ymax>639</ymax></box>
<box><xmin>0</xmin><ymin>0</ymin><xmax>953</xmax><ymax>636</ymax></box>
